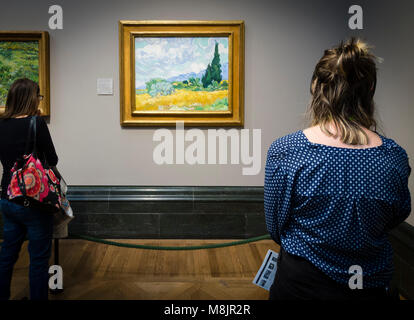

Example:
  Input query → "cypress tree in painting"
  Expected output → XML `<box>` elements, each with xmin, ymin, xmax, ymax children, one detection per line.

<box><xmin>211</xmin><ymin>42</ymin><xmax>222</xmax><ymax>83</ymax></box>
<box><xmin>202</xmin><ymin>63</ymin><xmax>212</xmax><ymax>88</ymax></box>
<box><xmin>202</xmin><ymin>42</ymin><xmax>222</xmax><ymax>88</ymax></box>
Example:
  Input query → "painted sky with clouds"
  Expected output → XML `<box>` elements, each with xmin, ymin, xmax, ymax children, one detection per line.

<box><xmin>135</xmin><ymin>37</ymin><xmax>228</xmax><ymax>89</ymax></box>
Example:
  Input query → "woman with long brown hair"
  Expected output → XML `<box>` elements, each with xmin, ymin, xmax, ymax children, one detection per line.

<box><xmin>0</xmin><ymin>78</ymin><xmax>58</xmax><ymax>300</ymax></box>
<box><xmin>264</xmin><ymin>38</ymin><xmax>411</xmax><ymax>300</ymax></box>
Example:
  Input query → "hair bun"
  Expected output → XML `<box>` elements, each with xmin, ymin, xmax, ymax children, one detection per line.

<box><xmin>342</xmin><ymin>38</ymin><xmax>369</xmax><ymax>55</ymax></box>
<box><xmin>336</xmin><ymin>38</ymin><xmax>373</xmax><ymax>80</ymax></box>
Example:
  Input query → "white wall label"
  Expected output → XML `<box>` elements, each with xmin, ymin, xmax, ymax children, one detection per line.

<box><xmin>97</xmin><ymin>78</ymin><xmax>113</xmax><ymax>95</ymax></box>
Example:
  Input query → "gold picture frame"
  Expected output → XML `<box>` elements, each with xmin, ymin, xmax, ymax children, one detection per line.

<box><xmin>0</xmin><ymin>31</ymin><xmax>50</xmax><ymax>116</ymax></box>
<box><xmin>119</xmin><ymin>20</ymin><xmax>244</xmax><ymax>127</ymax></box>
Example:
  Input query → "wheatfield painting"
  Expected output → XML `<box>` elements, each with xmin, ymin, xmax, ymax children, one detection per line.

<box><xmin>0</xmin><ymin>41</ymin><xmax>39</xmax><ymax>106</ymax></box>
<box><xmin>135</xmin><ymin>37</ymin><xmax>229</xmax><ymax>112</ymax></box>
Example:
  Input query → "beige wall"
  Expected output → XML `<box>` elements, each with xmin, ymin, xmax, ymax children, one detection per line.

<box><xmin>0</xmin><ymin>0</ymin><xmax>413</xmax><ymax>225</ymax></box>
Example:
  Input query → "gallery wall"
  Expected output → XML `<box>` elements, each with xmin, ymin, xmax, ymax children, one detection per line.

<box><xmin>0</xmin><ymin>0</ymin><xmax>413</xmax><ymax>224</ymax></box>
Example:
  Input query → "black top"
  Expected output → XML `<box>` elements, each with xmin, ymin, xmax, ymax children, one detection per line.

<box><xmin>0</xmin><ymin>116</ymin><xmax>58</xmax><ymax>199</ymax></box>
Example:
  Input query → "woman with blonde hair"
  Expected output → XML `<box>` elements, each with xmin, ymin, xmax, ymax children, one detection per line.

<box><xmin>265</xmin><ymin>38</ymin><xmax>411</xmax><ymax>300</ymax></box>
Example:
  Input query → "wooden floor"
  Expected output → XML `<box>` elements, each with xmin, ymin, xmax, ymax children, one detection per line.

<box><xmin>10</xmin><ymin>239</ymin><xmax>280</xmax><ymax>300</ymax></box>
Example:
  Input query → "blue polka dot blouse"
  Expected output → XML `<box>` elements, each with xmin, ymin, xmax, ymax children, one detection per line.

<box><xmin>264</xmin><ymin>129</ymin><xmax>411</xmax><ymax>288</ymax></box>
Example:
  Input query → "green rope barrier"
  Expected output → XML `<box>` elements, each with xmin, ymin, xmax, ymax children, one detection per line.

<box><xmin>72</xmin><ymin>234</ymin><xmax>271</xmax><ymax>250</ymax></box>
<box><xmin>0</xmin><ymin>234</ymin><xmax>271</xmax><ymax>250</ymax></box>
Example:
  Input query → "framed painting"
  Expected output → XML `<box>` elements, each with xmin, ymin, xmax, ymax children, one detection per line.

<box><xmin>0</xmin><ymin>31</ymin><xmax>50</xmax><ymax>116</ymax></box>
<box><xmin>119</xmin><ymin>20</ymin><xmax>244</xmax><ymax>127</ymax></box>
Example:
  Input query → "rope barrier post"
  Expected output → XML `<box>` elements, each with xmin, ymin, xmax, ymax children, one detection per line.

<box><xmin>49</xmin><ymin>238</ymin><xmax>64</xmax><ymax>295</ymax></box>
<box><xmin>54</xmin><ymin>238</ymin><xmax>59</xmax><ymax>265</ymax></box>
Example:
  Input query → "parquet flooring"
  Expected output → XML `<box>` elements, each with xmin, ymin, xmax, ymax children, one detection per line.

<box><xmin>10</xmin><ymin>239</ymin><xmax>280</xmax><ymax>300</ymax></box>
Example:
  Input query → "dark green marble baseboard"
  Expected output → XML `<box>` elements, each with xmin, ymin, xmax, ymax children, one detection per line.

<box><xmin>65</xmin><ymin>186</ymin><xmax>265</xmax><ymax>239</ymax></box>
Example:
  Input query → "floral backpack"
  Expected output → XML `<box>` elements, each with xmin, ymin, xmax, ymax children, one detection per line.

<box><xmin>7</xmin><ymin>116</ymin><xmax>62</xmax><ymax>213</ymax></box>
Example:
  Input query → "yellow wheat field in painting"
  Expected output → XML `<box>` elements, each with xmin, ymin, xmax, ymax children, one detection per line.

<box><xmin>135</xmin><ymin>89</ymin><xmax>228</xmax><ymax>111</ymax></box>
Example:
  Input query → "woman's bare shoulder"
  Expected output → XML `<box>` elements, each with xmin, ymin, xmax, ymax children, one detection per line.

<box><xmin>303</xmin><ymin>124</ymin><xmax>382</xmax><ymax>148</ymax></box>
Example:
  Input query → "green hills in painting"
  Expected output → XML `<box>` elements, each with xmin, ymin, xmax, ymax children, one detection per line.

<box><xmin>0</xmin><ymin>41</ymin><xmax>39</xmax><ymax>105</ymax></box>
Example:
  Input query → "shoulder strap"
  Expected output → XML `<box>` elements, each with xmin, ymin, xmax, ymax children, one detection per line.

<box><xmin>24</xmin><ymin>116</ymin><xmax>37</xmax><ymax>155</ymax></box>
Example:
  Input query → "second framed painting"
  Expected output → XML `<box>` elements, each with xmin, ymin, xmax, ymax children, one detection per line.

<box><xmin>0</xmin><ymin>31</ymin><xmax>50</xmax><ymax>116</ymax></box>
<box><xmin>119</xmin><ymin>20</ymin><xmax>244</xmax><ymax>127</ymax></box>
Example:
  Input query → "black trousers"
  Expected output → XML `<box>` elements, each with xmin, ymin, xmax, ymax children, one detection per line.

<box><xmin>269</xmin><ymin>247</ymin><xmax>398</xmax><ymax>300</ymax></box>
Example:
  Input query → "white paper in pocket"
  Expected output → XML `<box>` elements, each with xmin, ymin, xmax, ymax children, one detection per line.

<box><xmin>252</xmin><ymin>249</ymin><xmax>279</xmax><ymax>291</ymax></box>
